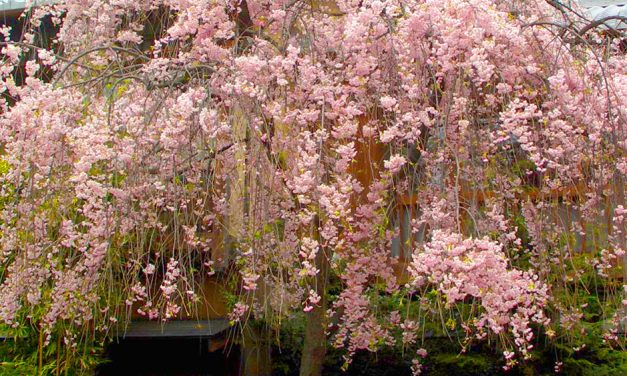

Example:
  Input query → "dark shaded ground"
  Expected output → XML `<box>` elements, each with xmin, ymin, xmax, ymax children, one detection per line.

<box><xmin>95</xmin><ymin>337</ymin><xmax>240</xmax><ymax>376</ymax></box>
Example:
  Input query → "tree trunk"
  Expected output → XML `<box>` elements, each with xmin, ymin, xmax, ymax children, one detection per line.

<box><xmin>241</xmin><ymin>324</ymin><xmax>271</xmax><ymax>376</ymax></box>
<box><xmin>299</xmin><ymin>243</ymin><xmax>330</xmax><ymax>376</ymax></box>
<box><xmin>614</xmin><ymin>172</ymin><xmax>626</xmax><ymax>332</ymax></box>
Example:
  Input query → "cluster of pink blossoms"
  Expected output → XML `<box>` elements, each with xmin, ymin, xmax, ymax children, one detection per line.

<box><xmin>409</xmin><ymin>231</ymin><xmax>550</xmax><ymax>360</ymax></box>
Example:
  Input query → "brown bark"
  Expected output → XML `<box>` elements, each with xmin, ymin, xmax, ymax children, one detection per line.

<box><xmin>241</xmin><ymin>324</ymin><xmax>272</xmax><ymax>376</ymax></box>
<box><xmin>614</xmin><ymin>172</ymin><xmax>626</xmax><ymax>331</ymax></box>
<box><xmin>299</xmin><ymin>240</ymin><xmax>330</xmax><ymax>376</ymax></box>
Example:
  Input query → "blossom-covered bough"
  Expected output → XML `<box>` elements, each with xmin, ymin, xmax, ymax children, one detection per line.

<box><xmin>0</xmin><ymin>0</ymin><xmax>625</xmax><ymax>374</ymax></box>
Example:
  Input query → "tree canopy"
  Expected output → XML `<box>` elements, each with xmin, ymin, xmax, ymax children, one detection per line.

<box><xmin>0</xmin><ymin>1</ymin><xmax>625</xmax><ymax>374</ymax></box>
